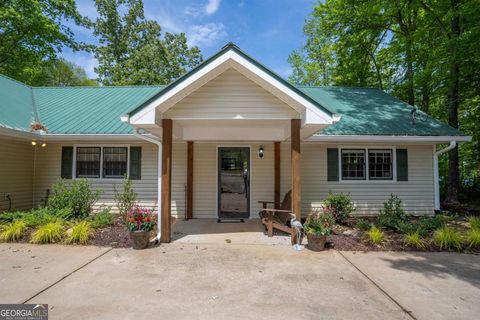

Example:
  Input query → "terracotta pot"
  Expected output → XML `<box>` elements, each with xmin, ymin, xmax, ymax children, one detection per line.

<box><xmin>129</xmin><ymin>230</ymin><xmax>150</xmax><ymax>250</ymax></box>
<box><xmin>306</xmin><ymin>234</ymin><xmax>327</xmax><ymax>251</ymax></box>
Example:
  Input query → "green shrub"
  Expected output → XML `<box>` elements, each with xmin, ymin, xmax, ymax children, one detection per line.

<box><xmin>0</xmin><ymin>221</ymin><xmax>26</xmax><ymax>241</ymax></box>
<box><xmin>433</xmin><ymin>227</ymin><xmax>462</xmax><ymax>251</ymax></box>
<box><xmin>20</xmin><ymin>208</ymin><xmax>65</xmax><ymax>227</ymax></box>
<box><xmin>323</xmin><ymin>193</ymin><xmax>355</xmax><ymax>224</ymax></box>
<box><xmin>303</xmin><ymin>210</ymin><xmax>335</xmax><ymax>236</ymax></box>
<box><xmin>466</xmin><ymin>228</ymin><xmax>480</xmax><ymax>247</ymax></box>
<box><xmin>31</xmin><ymin>222</ymin><xmax>64</xmax><ymax>244</ymax></box>
<box><xmin>398</xmin><ymin>221</ymin><xmax>418</xmax><ymax>234</ymax></box>
<box><xmin>404</xmin><ymin>231</ymin><xmax>425</xmax><ymax>249</ymax></box>
<box><xmin>48</xmin><ymin>179</ymin><xmax>101</xmax><ymax>220</ymax></box>
<box><xmin>114</xmin><ymin>178</ymin><xmax>137</xmax><ymax>222</ymax></box>
<box><xmin>0</xmin><ymin>211</ymin><xmax>25</xmax><ymax>224</ymax></box>
<box><xmin>355</xmin><ymin>219</ymin><xmax>372</xmax><ymax>231</ymax></box>
<box><xmin>66</xmin><ymin>221</ymin><xmax>91</xmax><ymax>245</ymax></box>
<box><xmin>377</xmin><ymin>194</ymin><xmax>407</xmax><ymax>231</ymax></box>
<box><xmin>417</xmin><ymin>215</ymin><xmax>449</xmax><ymax>235</ymax></box>
<box><xmin>367</xmin><ymin>226</ymin><xmax>384</xmax><ymax>245</ymax></box>
<box><xmin>467</xmin><ymin>216</ymin><xmax>480</xmax><ymax>230</ymax></box>
<box><xmin>89</xmin><ymin>208</ymin><xmax>114</xmax><ymax>229</ymax></box>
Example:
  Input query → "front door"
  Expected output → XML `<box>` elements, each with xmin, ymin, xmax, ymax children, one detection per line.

<box><xmin>218</xmin><ymin>147</ymin><xmax>250</xmax><ymax>219</ymax></box>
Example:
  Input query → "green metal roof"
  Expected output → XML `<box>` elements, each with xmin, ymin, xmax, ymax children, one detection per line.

<box><xmin>300</xmin><ymin>87</ymin><xmax>464</xmax><ymax>136</ymax></box>
<box><xmin>0</xmin><ymin>75</ymin><xmax>36</xmax><ymax>131</ymax></box>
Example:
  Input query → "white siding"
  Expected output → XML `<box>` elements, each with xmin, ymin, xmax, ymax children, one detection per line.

<box><xmin>164</xmin><ymin>68</ymin><xmax>299</xmax><ymax>120</ymax></box>
<box><xmin>33</xmin><ymin>141</ymin><xmax>159</xmax><ymax>213</ymax></box>
<box><xmin>280</xmin><ymin>143</ymin><xmax>435</xmax><ymax>216</ymax></box>
<box><xmin>0</xmin><ymin>138</ymin><xmax>34</xmax><ymax>211</ymax></box>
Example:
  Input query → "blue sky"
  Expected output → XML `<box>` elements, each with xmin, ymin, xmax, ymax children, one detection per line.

<box><xmin>62</xmin><ymin>0</ymin><xmax>317</xmax><ymax>79</ymax></box>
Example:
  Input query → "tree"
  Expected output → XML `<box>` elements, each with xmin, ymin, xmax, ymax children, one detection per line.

<box><xmin>32</xmin><ymin>58</ymin><xmax>96</xmax><ymax>86</ymax></box>
<box><xmin>0</xmin><ymin>0</ymin><xmax>89</xmax><ymax>84</ymax></box>
<box><xmin>93</xmin><ymin>0</ymin><xmax>202</xmax><ymax>85</ymax></box>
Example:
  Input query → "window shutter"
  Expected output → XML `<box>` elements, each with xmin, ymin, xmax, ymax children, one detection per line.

<box><xmin>61</xmin><ymin>146</ymin><xmax>73</xmax><ymax>179</ymax></box>
<box><xmin>129</xmin><ymin>147</ymin><xmax>142</xmax><ymax>180</ymax></box>
<box><xmin>327</xmin><ymin>148</ymin><xmax>339</xmax><ymax>181</ymax></box>
<box><xmin>396</xmin><ymin>149</ymin><xmax>408</xmax><ymax>181</ymax></box>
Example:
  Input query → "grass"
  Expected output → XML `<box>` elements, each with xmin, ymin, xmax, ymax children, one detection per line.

<box><xmin>467</xmin><ymin>216</ymin><xmax>480</xmax><ymax>230</ymax></box>
<box><xmin>367</xmin><ymin>226</ymin><xmax>384</xmax><ymax>245</ymax></box>
<box><xmin>0</xmin><ymin>220</ymin><xmax>26</xmax><ymax>241</ymax></box>
<box><xmin>88</xmin><ymin>209</ymin><xmax>114</xmax><ymax>229</ymax></box>
<box><xmin>66</xmin><ymin>221</ymin><xmax>91</xmax><ymax>245</ymax></box>
<box><xmin>466</xmin><ymin>228</ymin><xmax>480</xmax><ymax>248</ymax></box>
<box><xmin>404</xmin><ymin>231</ymin><xmax>425</xmax><ymax>249</ymax></box>
<box><xmin>31</xmin><ymin>222</ymin><xmax>64</xmax><ymax>244</ymax></box>
<box><xmin>433</xmin><ymin>227</ymin><xmax>463</xmax><ymax>251</ymax></box>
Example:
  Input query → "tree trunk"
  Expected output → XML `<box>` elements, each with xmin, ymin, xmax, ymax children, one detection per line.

<box><xmin>445</xmin><ymin>0</ymin><xmax>461</xmax><ymax>204</ymax></box>
<box><xmin>405</xmin><ymin>36</ymin><xmax>415</xmax><ymax>106</ymax></box>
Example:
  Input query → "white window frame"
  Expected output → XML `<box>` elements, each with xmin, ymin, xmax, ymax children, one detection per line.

<box><xmin>339</xmin><ymin>146</ymin><xmax>397</xmax><ymax>182</ymax></box>
<box><xmin>73</xmin><ymin>144</ymin><xmax>131</xmax><ymax>180</ymax></box>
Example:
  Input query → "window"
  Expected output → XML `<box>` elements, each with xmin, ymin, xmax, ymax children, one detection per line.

<box><xmin>341</xmin><ymin>149</ymin><xmax>366</xmax><ymax>180</ymax></box>
<box><xmin>369</xmin><ymin>149</ymin><xmax>393</xmax><ymax>180</ymax></box>
<box><xmin>76</xmin><ymin>147</ymin><xmax>101</xmax><ymax>178</ymax></box>
<box><xmin>103</xmin><ymin>147</ymin><xmax>128</xmax><ymax>178</ymax></box>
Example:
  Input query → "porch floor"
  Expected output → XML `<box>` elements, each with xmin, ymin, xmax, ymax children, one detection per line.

<box><xmin>171</xmin><ymin>218</ymin><xmax>296</xmax><ymax>246</ymax></box>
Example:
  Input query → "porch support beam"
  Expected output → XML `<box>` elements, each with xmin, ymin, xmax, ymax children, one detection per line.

<box><xmin>274</xmin><ymin>141</ymin><xmax>281</xmax><ymax>209</ymax></box>
<box><xmin>186</xmin><ymin>141</ymin><xmax>194</xmax><ymax>220</ymax></box>
<box><xmin>161</xmin><ymin>119</ymin><xmax>173</xmax><ymax>243</ymax></box>
<box><xmin>291</xmin><ymin>119</ymin><xmax>301</xmax><ymax>243</ymax></box>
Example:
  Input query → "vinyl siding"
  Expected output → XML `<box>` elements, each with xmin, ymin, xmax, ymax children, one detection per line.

<box><xmin>0</xmin><ymin>138</ymin><xmax>34</xmax><ymax>211</ymax></box>
<box><xmin>280</xmin><ymin>143</ymin><xmax>435</xmax><ymax>216</ymax></box>
<box><xmin>164</xmin><ymin>68</ymin><xmax>299</xmax><ymax>120</ymax></box>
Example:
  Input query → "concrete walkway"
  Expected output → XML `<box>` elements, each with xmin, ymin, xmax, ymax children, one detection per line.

<box><xmin>0</xmin><ymin>242</ymin><xmax>479</xmax><ymax>320</ymax></box>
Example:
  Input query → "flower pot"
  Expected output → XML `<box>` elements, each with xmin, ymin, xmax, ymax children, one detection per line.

<box><xmin>306</xmin><ymin>234</ymin><xmax>327</xmax><ymax>251</ymax></box>
<box><xmin>129</xmin><ymin>230</ymin><xmax>150</xmax><ymax>250</ymax></box>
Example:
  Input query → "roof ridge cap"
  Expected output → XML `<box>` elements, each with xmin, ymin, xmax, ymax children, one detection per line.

<box><xmin>33</xmin><ymin>84</ymin><xmax>165</xmax><ymax>89</ymax></box>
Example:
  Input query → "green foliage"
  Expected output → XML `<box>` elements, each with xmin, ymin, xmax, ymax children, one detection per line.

<box><xmin>433</xmin><ymin>227</ymin><xmax>463</xmax><ymax>251</ymax></box>
<box><xmin>367</xmin><ymin>226</ymin><xmax>384</xmax><ymax>245</ymax></box>
<box><xmin>467</xmin><ymin>216</ymin><xmax>480</xmax><ymax>230</ymax></box>
<box><xmin>66</xmin><ymin>221</ymin><xmax>91</xmax><ymax>245</ymax></box>
<box><xmin>127</xmin><ymin>207</ymin><xmax>156</xmax><ymax>232</ymax></box>
<box><xmin>466</xmin><ymin>228</ymin><xmax>480</xmax><ymax>248</ymax></box>
<box><xmin>397</xmin><ymin>221</ymin><xmax>418</xmax><ymax>234</ymax></box>
<box><xmin>114</xmin><ymin>178</ymin><xmax>137</xmax><ymax>222</ymax></box>
<box><xmin>0</xmin><ymin>0</ymin><xmax>89</xmax><ymax>84</ymax></box>
<box><xmin>355</xmin><ymin>219</ymin><xmax>372</xmax><ymax>231</ymax></box>
<box><xmin>37</xmin><ymin>58</ymin><xmax>96</xmax><ymax>86</ymax></box>
<box><xmin>88</xmin><ymin>208</ymin><xmax>114</xmax><ymax>229</ymax></box>
<box><xmin>93</xmin><ymin>0</ymin><xmax>202</xmax><ymax>85</ymax></box>
<box><xmin>377</xmin><ymin>194</ymin><xmax>407</xmax><ymax>231</ymax></box>
<box><xmin>31</xmin><ymin>222</ymin><xmax>64</xmax><ymax>244</ymax></box>
<box><xmin>417</xmin><ymin>215</ymin><xmax>449</xmax><ymax>235</ymax></box>
<box><xmin>3</xmin><ymin>208</ymin><xmax>65</xmax><ymax>228</ymax></box>
<box><xmin>48</xmin><ymin>179</ymin><xmax>102</xmax><ymax>220</ymax></box>
<box><xmin>404</xmin><ymin>231</ymin><xmax>425</xmax><ymax>249</ymax></box>
<box><xmin>323</xmin><ymin>193</ymin><xmax>355</xmax><ymax>224</ymax></box>
<box><xmin>303</xmin><ymin>210</ymin><xmax>335</xmax><ymax>236</ymax></box>
<box><xmin>0</xmin><ymin>221</ymin><xmax>26</xmax><ymax>242</ymax></box>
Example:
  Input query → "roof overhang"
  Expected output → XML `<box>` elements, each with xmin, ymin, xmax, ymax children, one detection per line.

<box><xmin>126</xmin><ymin>44</ymin><xmax>335</xmax><ymax>128</ymax></box>
<box><xmin>307</xmin><ymin>135</ymin><xmax>472</xmax><ymax>143</ymax></box>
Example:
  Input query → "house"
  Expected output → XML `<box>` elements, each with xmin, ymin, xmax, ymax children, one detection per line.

<box><xmin>0</xmin><ymin>43</ymin><xmax>471</xmax><ymax>243</ymax></box>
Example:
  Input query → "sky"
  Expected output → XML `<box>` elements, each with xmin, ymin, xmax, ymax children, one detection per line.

<box><xmin>62</xmin><ymin>0</ymin><xmax>317</xmax><ymax>79</ymax></box>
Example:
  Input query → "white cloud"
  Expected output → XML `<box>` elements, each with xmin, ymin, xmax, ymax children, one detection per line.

<box><xmin>205</xmin><ymin>0</ymin><xmax>221</xmax><ymax>15</ymax></box>
<box><xmin>188</xmin><ymin>23</ymin><xmax>227</xmax><ymax>47</ymax></box>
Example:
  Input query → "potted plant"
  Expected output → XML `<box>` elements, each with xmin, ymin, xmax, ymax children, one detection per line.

<box><xmin>303</xmin><ymin>210</ymin><xmax>334</xmax><ymax>251</ymax></box>
<box><xmin>127</xmin><ymin>206</ymin><xmax>156</xmax><ymax>249</ymax></box>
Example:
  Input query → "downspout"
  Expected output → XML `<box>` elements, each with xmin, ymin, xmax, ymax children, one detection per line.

<box><xmin>132</xmin><ymin>128</ymin><xmax>162</xmax><ymax>242</ymax></box>
<box><xmin>433</xmin><ymin>141</ymin><xmax>456</xmax><ymax>212</ymax></box>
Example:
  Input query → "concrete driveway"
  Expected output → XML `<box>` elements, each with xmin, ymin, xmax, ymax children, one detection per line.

<box><xmin>0</xmin><ymin>243</ymin><xmax>479</xmax><ymax>320</ymax></box>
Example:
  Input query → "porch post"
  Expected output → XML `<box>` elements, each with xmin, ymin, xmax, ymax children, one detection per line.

<box><xmin>291</xmin><ymin>119</ymin><xmax>301</xmax><ymax>243</ymax></box>
<box><xmin>274</xmin><ymin>141</ymin><xmax>281</xmax><ymax>209</ymax></box>
<box><xmin>161</xmin><ymin>119</ymin><xmax>173</xmax><ymax>243</ymax></box>
<box><xmin>186</xmin><ymin>141</ymin><xmax>194</xmax><ymax>220</ymax></box>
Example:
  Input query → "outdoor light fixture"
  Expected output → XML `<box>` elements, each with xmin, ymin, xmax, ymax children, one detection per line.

<box><xmin>41</xmin><ymin>142</ymin><xmax>46</xmax><ymax>148</ymax></box>
<box><xmin>31</xmin><ymin>140</ymin><xmax>37</xmax><ymax>146</ymax></box>
<box><xmin>258</xmin><ymin>146</ymin><xmax>264</xmax><ymax>159</ymax></box>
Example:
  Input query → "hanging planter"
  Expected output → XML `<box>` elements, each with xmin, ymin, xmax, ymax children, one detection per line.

<box><xmin>30</xmin><ymin>121</ymin><xmax>48</xmax><ymax>134</ymax></box>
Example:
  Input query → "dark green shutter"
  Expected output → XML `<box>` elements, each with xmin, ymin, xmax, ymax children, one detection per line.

<box><xmin>396</xmin><ymin>149</ymin><xmax>408</xmax><ymax>181</ymax></box>
<box><xmin>61</xmin><ymin>146</ymin><xmax>73</xmax><ymax>179</ymax></box>
<box><xmin>129</xmin><ymin>147</ymin><xmax>142</xmax><ymax>180</ymax></box>
<box><xmin>327</xmin><ymin>148</ymin><xmax>339</xmax><ymax>181</ymax></box>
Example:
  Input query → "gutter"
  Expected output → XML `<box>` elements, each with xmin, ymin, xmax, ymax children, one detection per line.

<box><xmin>132</xmin><ymin>127</ymin><xmax>163</xmax><ymax>242</ymax></box>
<box><xmin>433</xmin><ymin>141</ymin><xmax>457</xmax><ymax>211</ymax></box>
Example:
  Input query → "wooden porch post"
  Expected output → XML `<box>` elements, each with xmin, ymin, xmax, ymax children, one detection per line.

<box><xmin>161</xmin><ymin>119</ymin><xmax>173</xmax><ymax>243</ymax></box>
<box><xmin>274</xmin><ymin>141</ymin><xmax>281</xmax><ymax>209</ymax></box>
<box><xmin>186</xmin><ymin>141</ymin><xmax>194</xmax><ymax>220</ymax></box>
<box><xmin>291</xmin><ymin>119</ymin><xmax>301</xmax><ymax>243</ymax></box>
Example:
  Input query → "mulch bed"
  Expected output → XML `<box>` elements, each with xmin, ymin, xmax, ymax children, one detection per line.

<box><xmin>90</xmin><ymin>216</ymin><xmax>133</xmax><ymax>248</ymax></box>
